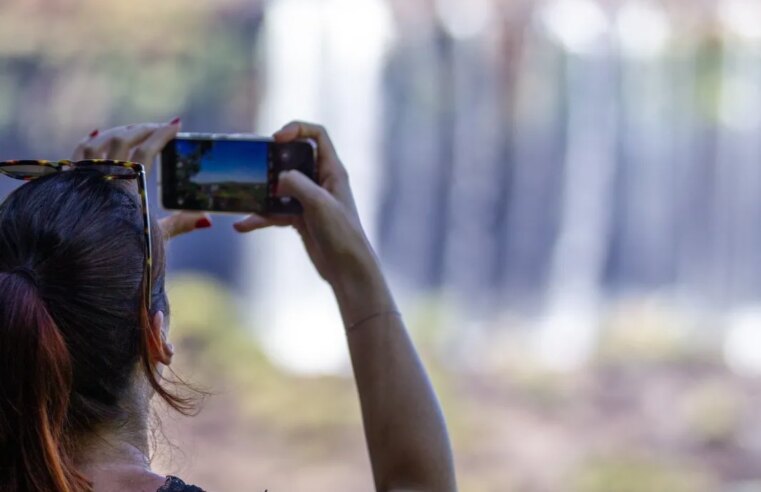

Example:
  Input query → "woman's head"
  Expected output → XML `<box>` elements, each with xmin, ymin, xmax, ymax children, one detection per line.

<box><xmin>0</xmin><ymin>169</ymin><xmax>187</xmax><ymax>491</ymax></box>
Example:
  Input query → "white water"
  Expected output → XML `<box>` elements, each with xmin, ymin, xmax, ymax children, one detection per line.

<box><xmin>243</xmin><ymin>0</ymin><xmax>393</xmax><ymax>374</ymax></box>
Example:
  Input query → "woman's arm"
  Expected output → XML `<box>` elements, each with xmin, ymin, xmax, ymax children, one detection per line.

<box><xmin>335</xmin><ymin>258</ymin><xmax>457</xmax><ymax>492</ymax></box>
<box><xmin>234</xmin><ymin>122</ymin><xmax>457</xmax><ymax>492</ymax></box>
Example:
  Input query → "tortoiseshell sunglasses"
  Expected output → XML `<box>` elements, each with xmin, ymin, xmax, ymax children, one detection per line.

<box><xmin>0</xmin><ymin>159</ymin><xmax>153</xmax><ymax>310</ymax></box>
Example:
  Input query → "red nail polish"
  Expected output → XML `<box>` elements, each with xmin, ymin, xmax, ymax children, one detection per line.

<box><xmin>89</xmin><ymin>129</ymin><xmax>99</xmax><ymax>138</ymax></box>
<box><xmin>195</xmin><ymin>217</ymin><xmax>212</xmax><ymax>229</ymax></box>
<box><xmin>170</xmin><ymin>117</ymin><xmax>181</xmax><ymax>125</ymax></box>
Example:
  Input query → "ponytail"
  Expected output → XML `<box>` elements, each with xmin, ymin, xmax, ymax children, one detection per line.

<box><xmin>0</xmin><ymin>271</ymin><xmax>90</xmax><ymax>492</ymax></box>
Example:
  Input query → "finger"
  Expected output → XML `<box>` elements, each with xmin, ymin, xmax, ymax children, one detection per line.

<box><xmin>103</xmin><ymin>125</ymin><xmax>158</xmax><ymax>160</ymax></box>
<box><xmin>233</xmin><ymin>213</ymin><xmax>294</xmax><ymax>233</ymax></box>
<box><xmin>276</xmin><ymin>170</ymin><xmax>331</xmax><ymax>209</ymax></box>
<box><xmin>84</xmin><ymin>124</ymin><xmax>160</xmax><ymax>160</ymax></box>
<box><xmin>273</xmin><ymin>121</ymin><xmax>339</xmax><ymax>163</ymax></box>
<box><xmin>160</xmin><ymin>212</ymin><xmax>212</xmax><ymax>239</ymax></box>
<box><xmin>72</xmin><ymin>129</ymin><xmax>101</xmax><ymax>160</ymax></box>
<box><xmin>131</xmin><ymin>119</ymin><xmax>182</xmax><ymax>171</ymax></box>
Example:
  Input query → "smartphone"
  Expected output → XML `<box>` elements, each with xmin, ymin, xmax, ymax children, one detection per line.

<box><xmin>160</xmin><ymin>133</ymin><xmax>317</xmax><ymax>215</ymax></box>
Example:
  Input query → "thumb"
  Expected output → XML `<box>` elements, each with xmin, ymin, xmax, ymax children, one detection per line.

<box><xmin>160</xmin><ymin>212</ymin><xmax>212</xmax><ymax>239</ymax></box>
<box><xmin>276</xmin><ymin>170</ymin><xmax>327</xmax><ymax>208</ymax></box>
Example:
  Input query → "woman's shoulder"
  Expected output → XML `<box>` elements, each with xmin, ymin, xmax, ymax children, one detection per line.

<box><xmin>157</xmin><ymin>476</ymin><xmax>207</xmax><ymax>492</ymax></box>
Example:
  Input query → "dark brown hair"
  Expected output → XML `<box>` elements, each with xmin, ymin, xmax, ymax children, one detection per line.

<box><xmin>0</xmin><ymin>170</ymin><xmax>190</xmax><ymax>491</ymax></box>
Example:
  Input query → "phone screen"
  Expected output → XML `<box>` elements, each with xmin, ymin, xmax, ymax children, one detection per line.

<box><xmin>161</xmin><ymin>135</ymin><xmax>316</xmax><ymax>214</ymax></box>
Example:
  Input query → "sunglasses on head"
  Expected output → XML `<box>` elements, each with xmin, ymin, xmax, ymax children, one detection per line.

<box><xmin>0</xmin><ymin>159</ymin><xmax>153</xmax><ymax>311</ymax></box>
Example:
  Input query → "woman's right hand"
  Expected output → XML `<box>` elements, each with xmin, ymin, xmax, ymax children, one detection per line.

<box><xmin>233</xmin><ymin>122</ymin><xmax>381</xmax><ymax>291</ymax></box>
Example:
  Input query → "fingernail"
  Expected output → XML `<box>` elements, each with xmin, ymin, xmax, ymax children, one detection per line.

<box><xmin>170</xmin><ymin>117</ymin><xmax>181</xmax><ymax>125</ymax></box>
<box><xmin>89</xmin><ymin>129</ymin><xmax>99</xmax><ymax>138</ymax></box>
<box><xmin>195</xmin><ymin>217</ymin><xmax>212</xmax><ymax>229</ymax></box>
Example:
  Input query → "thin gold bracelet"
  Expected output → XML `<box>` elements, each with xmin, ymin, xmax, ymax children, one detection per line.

<box><xmin>346</xmin><ymin>310</ymin><xmax>402</xmax><ymax>333</ymax></box>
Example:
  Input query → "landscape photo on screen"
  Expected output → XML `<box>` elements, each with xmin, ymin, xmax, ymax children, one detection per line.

<box><xmin>174</xmin><ymin>139</ymin><xmax>269</xmax><ymax>213</ymax></box>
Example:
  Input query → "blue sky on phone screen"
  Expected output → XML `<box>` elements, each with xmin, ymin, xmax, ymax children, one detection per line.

<box><xmin>177</xmin><ymin>139</ymin><xmax>268</xmax><ymax>184</ymax></box>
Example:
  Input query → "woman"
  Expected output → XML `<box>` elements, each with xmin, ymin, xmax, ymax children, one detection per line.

<box><xmin>0</xmin><ymin>120</ymin><xmax>457</xmax><ymax>492</ymax></box>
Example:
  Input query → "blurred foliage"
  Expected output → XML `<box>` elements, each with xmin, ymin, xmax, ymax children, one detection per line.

<box><xmin>165</xmin><ymin>274</ymin><xmax>362</xmax><ymax>444</ymax></box>
<box><xmin>0</xmin><ymin>0</ymin><xmax>262</xmax><ymax>158</ymax></box>
<box><xmin>682</xmin><ymin>379</ymin><xmax>744</xmax><ymax>446</ymax></box>
<box><xmin>596</xmin><ymin>300</ymin><xmax>709</xmax><ymax>365</ymax></box>
<box><xmin>572</xmin><ymin>455</ymin><xmax>714</xmax><ymax>492</ymax></box>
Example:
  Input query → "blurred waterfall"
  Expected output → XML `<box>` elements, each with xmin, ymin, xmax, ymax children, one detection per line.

<box><xmin>4</xmin><ymin>0</ymin><xmax>761</xmax><ymax>373</ymax></box>
<box><xmin>539</xmin><ymin>44</ymin><xmax>620</xmax><ymax>368</ymax></box>
<box><xmin>244</xmin><ymin>0</ymin><xmax>392</xmax><ymax>374</ymax></box>
<box><xmin>378</xmin><ymin>2</ymin><xmax>761</xmax><ymax>311</ymax></box>
<box><xmin>716</xmin><ymin>35</ymin><xmax>761</xmax><ymax>304</ymax></box>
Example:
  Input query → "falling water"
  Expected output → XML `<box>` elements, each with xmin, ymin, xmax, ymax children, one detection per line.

<box><xmin>243</xmin><ymin>0</ymin><xmax>392</xmax><ymax>374</ymax></box>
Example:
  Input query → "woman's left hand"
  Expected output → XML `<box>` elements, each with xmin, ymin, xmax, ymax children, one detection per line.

<box><xmin>71</xmin><ymin>119</ymin><xmax>212</xmax><ymax>240</ymax></box>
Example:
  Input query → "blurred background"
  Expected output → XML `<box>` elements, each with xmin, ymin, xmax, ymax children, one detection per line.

<box><xmin>3</xmin><ymin>0</ymin><xmax>761</xmax><ymax>490</ymax></box>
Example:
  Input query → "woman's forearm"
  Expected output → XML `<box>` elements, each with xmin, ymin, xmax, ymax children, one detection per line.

<box><xmin>333</xmin><ymin>261</ymin><xmax>457</xmax><ymax>492</ymax></box>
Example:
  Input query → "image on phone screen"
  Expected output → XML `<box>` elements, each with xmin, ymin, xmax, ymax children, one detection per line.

<box><xmin>161</xmin><ymin>135</ymin><xmax>316</xmax><ymax>215</ymax></box>
<box><xmin>175</xmin><ymin>139</ymin><xmax>268</xmax><ymax>213</ymax></box>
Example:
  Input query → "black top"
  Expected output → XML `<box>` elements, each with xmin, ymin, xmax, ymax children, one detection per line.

<box><xmin>157</xmin><ymin>476</ymin><xmax>206</xmax><ymax>492</ymax></box>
